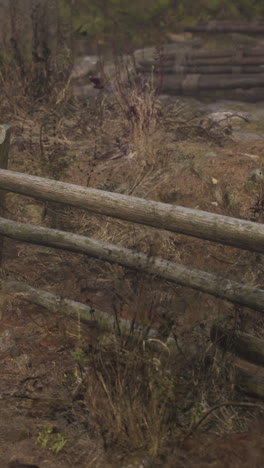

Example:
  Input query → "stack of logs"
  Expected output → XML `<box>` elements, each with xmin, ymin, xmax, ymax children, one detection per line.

<box><xmin>137</xmin><ymin>21</ymin><xmax>264</xmax><ymax>95</ymax></box>
<box><xmin>184</xmin><ymin>20</ymin><xmax>264</xmax><ymax>34</ymax></box>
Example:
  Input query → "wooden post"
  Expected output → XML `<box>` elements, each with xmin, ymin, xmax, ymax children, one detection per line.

<box><xmin>0</xmin><ymin>125</ymin><xmax>11</xmax><ymax>264</ymax></box>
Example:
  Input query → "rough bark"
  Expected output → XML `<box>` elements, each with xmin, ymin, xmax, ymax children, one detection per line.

<box><xmin>211</xmin><ymin>323</ymin><xmax>264</xmax><ymax>365</ymax></box>
<box><xmin>0</xmin><ymin>217</ymin><xmax>264</xmax><ymax>311</ymax></box>
<box><xmin>0</xmin><ymin>169</ymin><xmax>263</xmax><ymax>254</ymax></box>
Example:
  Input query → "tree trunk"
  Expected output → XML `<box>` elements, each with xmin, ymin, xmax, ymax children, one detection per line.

<box><xmin>0</xmin><ymin>217</ymin><xmax>264</xmax><ymax>311</ymax></box>
<box><xmin>0</xmin><ymin>169</ymin><xmax>263</xmax><ymax>254</ymax></box>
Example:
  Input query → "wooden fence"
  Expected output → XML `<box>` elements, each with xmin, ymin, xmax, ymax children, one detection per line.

<box><xmin>1</xmin><ymin>124</ymin><xmax>264</xmax><ymax>396</ymax></box>
<box><xmin>0</xmin><ymin>124</ymin><xmax>264</xmax><ymax>313</ymax></box>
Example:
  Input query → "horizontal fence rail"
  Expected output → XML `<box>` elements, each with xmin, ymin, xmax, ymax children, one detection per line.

<box><xmin>1</xmin><ymin>279</ymin><xmax>176</xmax><ymax>349</ymax></box>
<box><xmin>0</xmin><ymin>169</ymin><xmax>263</xmax><ymax>253</ymax></box>
<box><xmin>0</xmin><ymin>216</ymin><xmax>264</xmax><ymax>312</ymax></box>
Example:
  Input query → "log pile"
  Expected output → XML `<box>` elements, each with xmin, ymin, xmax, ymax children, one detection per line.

<box><xmin>184</xmin><ymin>20</ymin><xmax>264</xmax><ymax>34</ymax></box>
<box><xmin>137</xmin><ymin>23</ymin><xmax>264</xmax><ymax>96</ymax></box>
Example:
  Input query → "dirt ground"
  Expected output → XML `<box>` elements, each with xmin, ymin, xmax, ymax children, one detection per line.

<box><xmin>1</xmin><ymin>91</ymin><xmax>264</xmax><ymax>467</ymax></box>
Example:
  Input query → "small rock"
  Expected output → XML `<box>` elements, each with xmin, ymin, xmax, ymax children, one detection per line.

<box><xmin>71</xmin><ymin>55</ymin><xmax>98</xmax><ymax>79</ymax></box>
<box><xmin>248</xmin><ymin>168</ymin><xmax>264</xmax><ymax>183</ymax></box>
<box><xmin>0</xmin><ymin>329</ymin><xmax>18</xmax><ymax>352</ymax></box>
<box><xmin>205</xmin><ymin>151</ymin><xmax>217</xmax><ymax>158</ymax></box>
<box><xmin>207</xmin><ymin>111</ymin><xmax>249</xmax><ymax>127</ymax></box>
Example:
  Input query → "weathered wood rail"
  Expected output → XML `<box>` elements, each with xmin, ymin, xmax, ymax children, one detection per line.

<box><xmin>1</xmin><ymin>216</ymin><xmax>264</xmax><ymax>311</ymax></box>
<box><xmin>1</xmin><ymin>279</ymin><xmax>176</xmax><ymax>350</ymax></box>
<box><xmin>0</xmin><ymin>169</ymin><xmax>263</xmax><ymax>254</ymax></box>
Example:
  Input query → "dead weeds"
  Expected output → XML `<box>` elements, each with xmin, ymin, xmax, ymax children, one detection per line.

<box><xmin>1</xmin><ymin>39</ymin><xmax>264</xmax><ymax>467</ymax></box>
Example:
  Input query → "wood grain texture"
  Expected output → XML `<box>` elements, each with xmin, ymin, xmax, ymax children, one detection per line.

<box><xmin>0</xmin><ymin>217</ymin><xmax>263</xmax><ymax>311</ymax></box>
<box><xmin>0</xmin><ymin>169</ymin><xmax>263</xmax><ymax>253</ymax></box>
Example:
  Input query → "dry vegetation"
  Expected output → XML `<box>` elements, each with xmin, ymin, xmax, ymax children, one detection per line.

<box><xmin>1</xmin><ymin>3</ymin><xmax>264</xmax><ymax>468</ymax></box>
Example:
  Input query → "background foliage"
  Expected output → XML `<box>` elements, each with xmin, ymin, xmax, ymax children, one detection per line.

<box><xmin>72</xmin><ymin>0</ymin><xmax>264</xmax><ymax>50</ymax></box>
<box><xmin>0</xmin><ymin>0</ymin><xmax>263</xmax><ymax>99</ymax></box>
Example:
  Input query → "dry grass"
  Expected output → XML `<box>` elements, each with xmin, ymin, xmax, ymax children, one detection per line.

<box><xmin>83</xmin><ymin>340</ymin><xmax>180</xmax><ymax>457</ymax></box>
<box><xmin>70</xmin><ymin>317</ymin><xmax>258</xmax><ymax>462</ymax></box>
<box><xmin>1</xmin><ymin>24</ymin><xmax>264</xmax><ymax>465</ymax></box>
